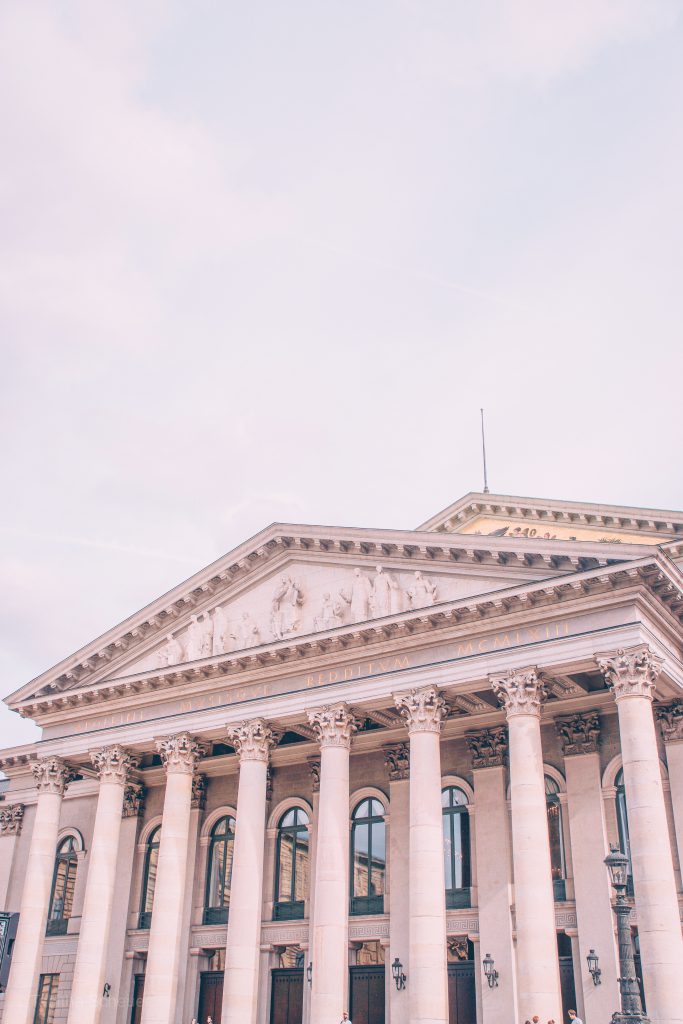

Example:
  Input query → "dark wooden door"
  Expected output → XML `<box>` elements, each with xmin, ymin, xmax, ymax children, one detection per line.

<box><xmin>130</xmin><ymin>975</ymin><xmax>144</xmax><ymax>1024</ymax></box>
<box><xmin>559</xmin><ymin>957</ymin><xmax>578</xmax><ymax>1023</ymax></box>
<box><xmin>270</xmin><ymin>968</ymin><xmax>304</xmax><ymax>1024</ymax></box>
<box><xmin>349</xmin><ymin>966</ymin><xmax>385</xmax><ymax>1024</ymax></box>
<box><xmin>448</xmin><ymin>961</ymin><xmax>476</xmax><ymax>1024</ymax></box>
<box><xmin>198</xmin><ymin>971</ymin><xmax>224</xmax><ymax>1024</ymax></box>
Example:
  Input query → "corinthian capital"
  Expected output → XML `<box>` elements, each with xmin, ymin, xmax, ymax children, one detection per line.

<box><xmin>555</xmin><ymin>711</ymin><xmax>601</xmax><ymax>756</ymax></box>
<box><xmin>307</xmin><ymin>703</ymin><xmax>359</xmax><ymax>748</ymax></box>
<box><xmin>465</xmin><ymin>726</ymin><xmax>508</xmax><ymax>769</ymax></box>
<box><xmin>0</xmin><ymin>803</ymin><xmax>24</xmax><ymax>836</ymax></box>
<box><xmin>156</xmin><ymin>732</ymin><xmax>207</xmax><ymax>774</ymax></box>
<box><xmin>226</xmin><ymin>719</ymin><xmax>279</xmax><ymax>762</ymax></box>
<box><xmin>597</xmin><ymin>644</ymin><xmax>663</xmax><ymax>702</ymax></box>
<box><xmin>31</xmin><ymin>756</ymin><xmax>75</xmax><ymax>796</ymax></box>
<box><xmin>655</xmin><ymin>701</ymin><xmax>683</xmax><ymax>744</ymax></box>
<box><xmin>489</xmin><ymin>667</ymin><xmax>546</xmax><ymax>718</ymax></box>
<box><xmin>394</xmin><ymin>686</ymin><xmax>446</xmax><ymax>734</ymax></box>
<box><xmin>90</xmin><ymin>745</ymin><xmax>139</xmax><ymax>785</ymax></box>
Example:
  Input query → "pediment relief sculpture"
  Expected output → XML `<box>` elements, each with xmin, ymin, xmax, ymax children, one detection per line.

<box><xmin>141</xmin><ymin>562</ymin><xmax>449</xmax><ymax>673</ymax></box>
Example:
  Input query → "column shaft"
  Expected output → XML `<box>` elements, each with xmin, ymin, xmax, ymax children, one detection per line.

<box><xmin>395</xmin><ymin>686</ymin><xmax>449</xmax><ymax>1024</ymax></box>
<box><xmin>1</xmin><ymin>758</ymin><xmax>71</xmax><ymax>1024</ymax></box>
<box><xmin>467</xmin><ymin>727</ymin><xmax>517</xmax><ymax>1024</ymax></box>
<box><xmin>490</xmin><ymin>669</ymin><xmax>562</xmax><ymax>1023</ymax></box>
<box><xmin>385</xmin><ymin>745</ymin><xmax>410</xmax><ymax>1024</ymax></box>
<box><xmin>141</xmin><ymin>733</ymin><xmax>204</xmax><ymax>1024</ymax></box>
<box><xmin>0</xmin><ymin>803</ymin><xmax>24</xmax><ymax>908</ymax></box>
<box><xmin>562</xmin><ymin>745</ymin><xmax>620</xmax><ymax>1019</ymax></box>
<box><xmin>599</xmin><ymin>646</ymin><xmax>683</xmax><ymax>1024</ymax></box>
<box><xmin>308</xmin><ymin>703</ymin><xmax>357</xmax><ymax>1023</ymax></box>
<box><xmin>67</xmin><ymin>747</ymin><xmax>135</xmax><ymax>1024</ymax></box>
<box><xmin>222</xmin><ymin>719</ymin><xmax>276</xmax><ymax>1024</ymax></box>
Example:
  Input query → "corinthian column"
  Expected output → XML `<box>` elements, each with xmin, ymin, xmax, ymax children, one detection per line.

<box><xmin>0</xmin><ymin>803</ymin><xmax>24</xmax><ymax>908</ymax></box>
<box><xmin>655</xmin><ymin>700</ymin><xmax>683</xmax><ymax>875</ymax></box>
<box><xmin>598</xmin><ymin>645</ymin><xmax>683</xmax><ymax>1024</ymax></box>
<box><xmin>66</xmin><ymin>746</ymin><xmax>137</xmax><ymax>1024</ymax></box>
<box><xmin>307</xmin><ymin>702</ymin><xmax>358</xmax><ymax>1023</ymax></box>
<box><xmin>141</xmin><ymin>733</ymin><xmax>205</xmax><ymax>1024</ymax></box>
<box><xmin>221</xmin><ymin>719</ymin><xmax>278</xmax><ymax>1024</ymax></box>
<box><xmin>489</xmin><ymin>668</ymin><xmax>562</xmax><ymax>1023</ymax></box>
<box><xmin>2</xmin><ymin>757</ymin><xmax>73</xmax><ymax>1024</ymax></box>
<box><xmin>394</xmin><ymin>685</ymin><xmax>449</xmax><ymax>1024</ymax></box>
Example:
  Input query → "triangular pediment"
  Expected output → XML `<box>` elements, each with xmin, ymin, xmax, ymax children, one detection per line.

<box><xmin>6</xmin><ymin>516</ymin><xmax>663</xmax><ymax>713</ymax></box>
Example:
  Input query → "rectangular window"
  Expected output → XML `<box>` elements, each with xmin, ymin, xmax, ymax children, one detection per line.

<box><xmin>34</xmin><ymin>974</ymin><xmax>59</xmax><ymax>1024</ymax></box>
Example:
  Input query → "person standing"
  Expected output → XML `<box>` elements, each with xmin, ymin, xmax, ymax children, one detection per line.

<box><xmin>568</xmin><ymin>1010</ymin><xmax>584</xmax><ymax>1024</ymax></box>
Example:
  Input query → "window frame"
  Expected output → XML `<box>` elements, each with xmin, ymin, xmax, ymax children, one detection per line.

<box><xmin>274</xmin><ymin>807</ymin><xmax>310</xmax><ymax>921</ymax></box>
<box><xmin>138</xmin><ymin>825</ymin><xmax>161</xmax><ymax>930</ymax></box>
<box><xmin>615</xmin><ymin>768</ymin><xmax>635</xmax><ymax>895</ymax></box>
<box><xmin>33</xmin><ymin>973</ymin><xmax>60</xmax><ymax>1024</ymax></box>
<box><xmin>350</xmin><ymin>797</ymin><xmax>386</xmax><ymax>916</ymax></box>
<box><xmin>203</xmin><ymin>815</ymin><xmax>236</xmax><ymax>925</ymax></box>
<box><xmin>544</xmin><ymin>774</ymin><xmax>567</xmax><ymax>901</ymax></box>
<box><xmin>46</xmin><ymin>837</ymin><xmax>78</xmax><ymax>936</ymax></box>
<box><xmin>442</xmin><ymin>786</ymin><xmax>472</xmax><ymax>909</ymax></box>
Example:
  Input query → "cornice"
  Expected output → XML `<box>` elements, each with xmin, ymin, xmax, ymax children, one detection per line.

<box><xmin>6</xmin><ymin>523</ymin><xmax>658</xmax><ymax>713</ymax></box>
<box><xmin>419</xmin><ymin>491</ymin><xmax>683</xmax><ymax>538</ymax></box>
<box><xmin>10</xmin><ymin>554</ymin><xmax>683</xmax><ymax>729</ymax></box>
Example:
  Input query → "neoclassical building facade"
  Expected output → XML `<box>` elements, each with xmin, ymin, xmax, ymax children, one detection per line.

<box><xmin>1</xmin><ymin>491</ymin><xmax>683</xmax><ymax>1024</ymax></box>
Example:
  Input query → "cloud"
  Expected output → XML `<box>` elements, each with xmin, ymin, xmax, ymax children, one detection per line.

<box><xmin>408</xmin><ymin>0</ymin><xmax>681</xmax><ymax>87</ymax></box>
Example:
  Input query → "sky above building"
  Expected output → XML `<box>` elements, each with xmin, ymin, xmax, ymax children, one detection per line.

<box><xmin>2</xmin><ymin>0</ymin><xmax>683</xmax><ymax>750</ymax></box>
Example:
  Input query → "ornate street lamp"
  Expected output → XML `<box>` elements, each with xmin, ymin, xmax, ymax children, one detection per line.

<box><xmin>306</xmin><ymin>962</ymin><xmax>312</xmax><ymax>986</ymax></box>
<box><xmin>482</xmin><ymin>953</ymin><xmax>499</xmax><ymax>988</ymax></box>
<box><xmin>604</xmin><ymin>845</ymin><xmax>648</xmax><ymax>1024</ymax></box>
<box><xmin>391</xmin><ymin>957</ymin><xmax>406</xmax><ymax>990</ymax></box>
<box><xmin>586</xmin><ymin>949</ymin><xmax>601</xmax><ymax>986</ymax></box>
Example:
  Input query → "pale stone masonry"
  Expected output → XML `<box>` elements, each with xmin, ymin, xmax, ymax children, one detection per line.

<box><xmin>1</xmin><ymin>491</ymin><xmax>683</xmax><ymax>1024</ymax></box>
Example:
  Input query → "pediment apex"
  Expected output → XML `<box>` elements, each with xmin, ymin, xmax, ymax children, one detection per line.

<box><xmin>4</xmin><ymin>517</ymin><xmax>674</xmax><ymax>714</ymax></box>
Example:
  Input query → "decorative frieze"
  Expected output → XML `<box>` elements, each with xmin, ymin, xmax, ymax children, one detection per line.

<box><xmin>156</xmin><ymin>732</ymin><xmax>207</xmax><ymax>774</ymax></box>
<box><xmin>555</xmin><ymin>711</ymin><xmax>601</xmax><ymax>756</ymax></box>
<box><xmin>31</xmin><ymin>756</ymin><xmax>76</xmax><ymax>796</ymax></box>
<box><xmin>0</xmin><ymin>802</ymin><xmax>24</xmax><ymax>836</ymax></box>
<box><xmin>308</xmin><ymin>758</ymin><xmax>321</xmax><ymax>793</ymax></box>
<box><xmin>394</xmin><ymin>685</ymin><xmax>446</xmax><ymax>734</ymax></box>
<box><xmin>307</xmin><ymin>703</ymin><xmax>359</xmax><ymax>748</ymax></box>
<box><xmin>465</xmin><ymin>726</ymin><xmax>508</xmax><ymax>769</ymax></box>
<box><xmin>383</xmin><ymin>743</ymin><xmax>410</xmax><ymax>781</ymax></box>
<box><xmin>122</xmin><ymin>782</ymin><xmax>146</xmax><ymax>818</ymax></box>
<box><xmin>489</xmin><ymin>667</ymin><xmax>546</xmax><ymax>718</ymax></box>
<box><xmin>90</xmin><ymin>745</ymin><xmax>139</xmax><ymax>785</ymax></box>
<box><xmin>597</xmin><ymin>644</ymin><xmax>663</xmax><ymax>701</ymax></box>
<box><xmin>191</xmin><ymin>773</ymin><xmax>207</xmax><ymax>810</ymax></box>
<box><xmin>655</xmin><ymin>701</ymin><xmax>683</xmax><ymax>744</ymax></box>
<box><xmin>226</xmin><ymin>719</ymin><xmax>279</xmax><ymax>762</ymax></box>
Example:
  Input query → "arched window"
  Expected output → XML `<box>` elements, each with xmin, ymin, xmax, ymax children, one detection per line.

<box><xmin>615</xmin><ymin>768</ymin><xmax>634</xmax><ymax>894</ymax></box>
<box><xmin>138</xmin><ymin>826</ymin><xmax>161</xmax><ymax>929</ymax></box>
<box><xmin>545</xmin><ymin>775</ymin><xmax>566</xmax><ymax>900</ymax></box>
<box><xmin>442</xmin><ymin>787</ymin><xmax>471</xmax><ymax>909</ymax></box>
<box><xmin>274</xmin><ymin>808</ymin><xmax>310</xmax><ymax>920</ymax></box>
<box><xmin>351</xmin><ymin>798</ymin><xmax>385</xmax><ymax>915</ymax></box>
<box><xmin>204</xmin><ymin>816</ymin><xmax>236</xmax><ymax>924</ymax></box>
<box><xmin>47</xmin><ymin>836</ymin><xmax>79</xmax><ymax>935</ymax></box>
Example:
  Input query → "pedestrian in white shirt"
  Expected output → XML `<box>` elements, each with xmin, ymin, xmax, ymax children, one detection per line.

<box><xmin>568</xmin><ymin>1010</ymin><xmax>584</xmax><ymax>1024</ymax></box>
<box><xmin>340</xmin><ymin>1013</ymin><xmax>351</xmax><ymax>1024</ymax></box>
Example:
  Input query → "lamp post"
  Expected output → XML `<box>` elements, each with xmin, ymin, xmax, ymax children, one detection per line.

<box><xmin>482</xmin><ymin>953</ymin><xmax>499</xmax><ymax>989</ymax></box>
<box><xmin>586</xmin><ymin>949</ymin><xmax>601</xmax><ymax>986</ymax></box>
<box><xmin>604</xmin><ymin>845</ymin><xmax>648</xmax><ymax>1024</ymax></box>
<box><xmin>391</xmin><ymin>957</ymin><xmax>406</xmax><ymax>991</ymax></box>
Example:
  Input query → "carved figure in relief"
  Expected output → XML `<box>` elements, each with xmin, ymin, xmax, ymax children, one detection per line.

<box><xmin>340</xmin><ymin>567</ymin><xmax>373</xmax><ymax>623</ymax></box>
<box><xmin>157</xmin><ymin>633</ymin><xmax>182</xmax><ymax>667</ymax></box>
<box><xmin>270</xmin><ymin>575</ymin><xmax>304</xmax><ymax>639</ymax></box>
<box><xmin>408</xmin><ymin>570</ymin><xmax>437</xmax><ymax>609</ymax></box>
<box><xmin>389</xmin><ymin>574</ymin><xmax>405</xmax><ymax>614</ymax></box>
<box><xmin>185</xmin><ymin>613</ymin><xmax>213</xmax><ymax>660</ymax></box>
<box><xmin>211</xmin><ymin>605</ymin><xmax>229</xmax><ymax>656</ymax></box>
<box><xmin>230</xmin><ymin>611</ymin><xmax>260</xmax><ymax>650</ymax></box>
<box><xmin>314</xmin><ymin>592</ymin><xmax>343</xmax><ymax>631</ymax></box>
<box><xmin>371</xmin><ymin>564</ymin><xmax>392</xmax><ymax>617</ymax></box>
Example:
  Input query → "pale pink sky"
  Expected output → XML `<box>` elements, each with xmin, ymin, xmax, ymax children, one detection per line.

<box><xmin>2</xmin><ymin>1</ymin><xmax>683</xmax><ymax>749</ymax></box>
